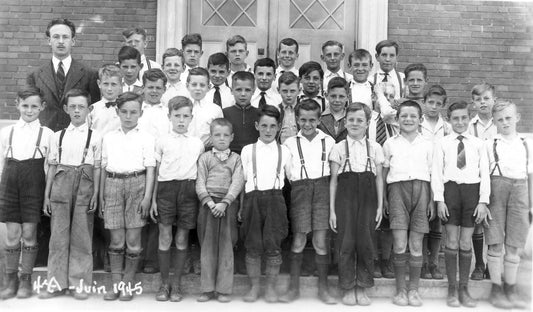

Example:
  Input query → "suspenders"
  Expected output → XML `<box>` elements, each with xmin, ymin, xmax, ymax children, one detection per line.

<box><xmin>342</xmin><ymin>138</ymin><xmax>372</xmax><ymax>173</ymax></box>
<box><xmin>252</xmin><ymin>143</ymin><xmax>282</xmax><ymax>190</ymax></box>
<box><xmin>373</xmin><ymin>71</ymin><xmax>404</xmax><ymax>98</ymax></box>
<box><xmin>7</xmin><ymin>126</ymin><xmax>44</xmax><ymax>159</ymax></box>
<box><xmin>297</xmin><ymin>95</ymin><xmax>326</xmax><ymax>112</ymax></box>
<box><xmin>58</xmin><ymin>128</ymin><xmax>93</xmax><ymax>164</ymax></box>
<box><xmin>296</xmin><ymin>136</ymin><xmax>326</xmax><ymax>180</ymax></box>
<box><xmin>491</xmin><ymin>138</ymin><xmax>529</xmax><ymax>176</ymax></box>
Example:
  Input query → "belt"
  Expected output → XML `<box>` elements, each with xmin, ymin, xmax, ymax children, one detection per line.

<box><xmin>106</xmin><ymin>170</ymin><xmax>146</xmax><ymax>179</ymax></box>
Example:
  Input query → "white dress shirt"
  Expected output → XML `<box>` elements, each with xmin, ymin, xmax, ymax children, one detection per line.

<box><xmin>139</xmin><ymin>55</ymin><xmax>161</xmax><ymax>80</ymax></box>
<box><xmin>161</xmin><ymin>81</ymin><xmax>189</xmax><ymax>106</ymax></box>
<box><xmin>0</xmin><ymin>119</ymin><xmax>53</xmax><ymax>173</ymax></box>
<box><xmin>468</xmin><ymin>115</ymin><xmax>497</xmax><ymax>141</ymax></box>
<box><xmin>432</xmin><ymin>132</ymin><xmax>490</xmax><ymax>203</ymax></box>
<box><xmin>89</xmin><ymin>99</ymin><xmax>121</xmax><ymax>136</ymax></box>
<box><xmin>155</xmin><ymin>131</ymin><xmax>204</xmax><ymax>181</ymax></box>
<box><xmin>283</xmin><ymin>129</ymin><xmax>335</xmax><ymax>181</ymax></box>
<box><xmin>251</xmin><ymin>88</ymin><xmax>282</xmax><ymax>109</ymax></box>
<box><xmin>329</xmin><ymin>136</ymin><xmax>384</xmax><ymax>175</ymax></box>
<box><xmin>486</xmin><ymin>134</ymin><xmax>533</xmax><ymax>179</ymax></box>
<box><xmin>102</xmin><ymin>126</ymin><xmax>155</xmax><ymax>173</ymax></box>
<box><xmin>420</xmin><ymin>116</ymin><xmax>451</xmax><ymax>141</ymax></box>
<box><xmin>49</xmin><ymin>123</ymin><xmax>102</xmax><ymax>167</ymax></box>
<box><xmin>206</xmin><ymin>84</ymin><xmax>235</xmax><ymax>109</ymax></box>
<box><xmin>350</xmin><ymin>80</ymin><xmax>373</xmax><ymax>108</ymax></box>
<box><xmin>371</xmin><ymin>67</ymin><xmax>404</xmax><ymax>100</ymax></box>
<box><xmin>122</xmin><ymin>79</ymin><xmax>143</xmax><ymax>93</ymax></box>
<box><xmin>52</xmin><ymin>55</ymin><xmax>72</xmax><ymax>76</ymax></box>
<box><xmin>272</xmin><ymin>66</ymin><xmax>299</xmax><ymax>91</ymax></box>
<box><xmin>383</xmin><ymin>133</ymin><xmax>433</xmax><ymax>183</ymax></box>
<box><xmin>227</xmin><ymin>64</ymin><xmax>253</xmax><ymax>88</ymax></box>
<box><xmin>188</xmin><ymin>97</ymin><xmax>224</xmax><ymax>145</ymax></box>
<box><xmin>138</xmin><ymin>102</ymin><xmax>171</xmax><ymax>138</ymax></box>
<box><xmin>241</xmin><ymin>140</ymin><xmax>291</xmax><ymax>193</ymax></box>
<box><xmin>323</xmin><ymin>68</ymin><xmax>353</xmax><ymax>92</ymax></box>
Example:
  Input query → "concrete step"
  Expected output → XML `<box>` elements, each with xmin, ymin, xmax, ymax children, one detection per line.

<box><xmin>31</xmin><ymin>268</ymin><xmax>497</xmax><ymax>299</ymax></box>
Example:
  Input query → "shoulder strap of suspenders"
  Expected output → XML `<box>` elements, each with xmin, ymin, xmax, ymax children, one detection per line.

<box><xmin>521</xmin><ymin>137</ymin><xmax>529</xmax><ymax>176</ymax></box>
<box><xmin>6</xmin><ymin>126</ymin><xmax>14</xmax><ymax>158</ymax></box>
<box><xmin>296</xmin><ymin>137</ymin><xmax>308</xmax><ymax>180</ymax></box>
<box><xmin>321</xmin><ymin>138</ymin><xmax>326</xmax><ymax>176</ymax></box>
<box><xmin>395</xmin><ymin>70</ymin><xmax>403</xmax><ymax>98</ymax></box>
<box><xmin>81</xmin><ymin>129</ymin><xmax>93</xmax><ymax>164</ymax></box>
<box><xmin>58</xmin><ymin>129</ymin><xmax>66</xmax><ymax>164</ymax></box>
<box><xmin>32</xmin><ymin>127</ymin><xmax>44</xmax><ymax>158</ymax></box>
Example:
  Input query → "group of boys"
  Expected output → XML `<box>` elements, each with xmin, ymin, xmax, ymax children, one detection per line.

<box><xmin>0</xmin><ymin>18</ymin><xmax>531</xmax><ymax>310</ymax></box>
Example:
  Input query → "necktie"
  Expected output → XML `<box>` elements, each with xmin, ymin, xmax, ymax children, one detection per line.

<box><xmin>259</xmin><ymin>91</ymin><xmax>267</xmax><ymax>109</ymax></box>
<box><xmin>57</xmin><ymin>61</ymin><xmax>65</xmax><ymax>96</ymax></box>
<box><xmin>375</xmin><ymin>115</ymin><xmax>387</xmax><ymax>146</ymax></box>
<box><xmin>382</xmin><ymin>72</ymin><xmax>389</xmax><ymax>82</ymax></box>
<box><xmin>213</xmin><ymin>86</ymin><xmax>222</xmax><ymax>107</ymax></box>
<box><xmin>105</xmin><ymin>102</ymin><xmax>116</xmax><ymax>108</ymax></box>
<box><xmin>457</xmin><ymin>135</ymin><xmax>466</xmax><ymax>169</ymax></box>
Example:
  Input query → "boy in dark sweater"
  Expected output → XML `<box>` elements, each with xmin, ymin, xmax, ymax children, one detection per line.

<box><xmin>223</xmin><ymin>71</ymin><xmax>259</xmax><ymax>154</ymax></box>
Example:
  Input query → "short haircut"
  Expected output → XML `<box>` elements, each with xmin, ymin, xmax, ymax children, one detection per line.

<box><xmin>118</xmin><ymin>46</ymin><xmax>141</xmax><ymax>64</ymax></box>
<box><xmin>210</xmin><ymin>118</ymin><xmax>234</xmax><ymax>134</ymax></box>
<box><xmin>447</xmin><ymin>100</ymin><xmax>470</xmax><ymax>118</ymax></box>
<box><xmin>295</xmin><ymin>99</ymin><xmax>321</xmax><ymax>118</ymax></box>
<box><xmin>404</xmin><ymin>63</ymin><xmax>427</xmax><ymax>80</ymax></box>
<box><xmin>299</xmin><ymin>61</ymin><xmax>324</xmax><ymax>80</ymax></box>
<box><xmin>142</xmin><ymin>68</ymin><xmax>167</xmax><ymax>86</ymax></box>
<box><xmin>471</xmin><ymin>82</ymin><xmax>495</xmax><ymax>98</ymax></box>
<box><xmin>327</xmin><ymin>76</ymin><xmax>349</xmax><ymax>93</ymax></box>
<box><xmin>253</xmin><ymin>57</ymin><xmax>276</xmax><ymax>73</ymax></box>
<box><xmin>122</xmin><ymin>27</ymin><xmax>147</xmax><ymax>40</ymax></box>
<box><xmin>226</xmin><ymin>35</ymin><xmax>247</xmax><ymax>50</ymax></box>
<box><xmin>45</xmin><ymin>18</ymin><xmax>76</xmax><ymax>38</ymax></box>
<box><xmin>208</xmin><ymin>52</ymin><xmax>230</xmax><ymax>69</ymax></box>
<box><xmin>98</xmin><ymin>64</ymin><xmax>123</xmax><ymax>80</ymax></box>
<box><xmin>278</xmin><ymin>38</ymin><xmax>299</xmax><ymax>53</ymax></box>
<box><xmin>116</xmin><ymin>91</ymin><xmax>142</xmax><ymax>109</ymax></box>
<box><xmin>424</xmin><ymin>85</ymin><xmax>447</xmax><ymax>103</ymax></box>
<box><xmin>375</xmin><ymin>39</ymin><xmax>399</xmax><ymax>55</ymax></box>
<box><xmin>62</xmin><ymin>88</ymin><xmax>90</xmax><ymax>107</ymax></box>
<box><xmin>257</xmin><ymin>104</ymin><xmax>281</xmax><ymax>122</ymax></box>
<box><xmin>181</xmin><ymin>33</ymin><xmax>202</xmax><ymax>49</ymax></box>
<box><xmin>162</xmin><ymin>47</ymin><xmax>184</xmax><ymax>64</ymax></box>
<box><xmin>397</xmin><ymin>100</ymin><xmax>422</xmax><ymax>118</ymax></box>
<box><xmin>346</xmin><ymin>102</ymin><xmax>371</xmax><ymax>121</ymax></box>
<box><xmin>168</xmin><ymin>95</ymin><xmax>193</xmax><ymax>114</ymax></box>
<box><xmin>232</xmin><ymin>71</ymin><xmax>255</xmax><ymax>87</ymax></box>
<box><xmin>321</xmin><ymin>40</ymin><xmax>343</xmax><ymax>52</ymax></box>
<box><xmin>17</xmin><ymin>87</ymin><xmax>44</xmax><ymax>101</ymax></box>
<box><xmin>348</xmin><ymin>49</ymin><xmax>372</xmax><ymax>66</ymax></box>
<box><xmin>187</xmin><ymin>67</ymin><xmax>210</xmax><ymax>82</ymax></box>
<box><xmin>278</xmin><ymin>71</ymin><xmax>299</xmax><ymax>87</ymax></box>
<box><xmin>492</xmin><ymin>99</ymin><xmax>517</xmax><ymax>115</ymax></box>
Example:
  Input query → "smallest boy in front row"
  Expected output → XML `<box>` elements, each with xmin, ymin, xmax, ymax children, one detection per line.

<box><xmin>383</xmin><ymin>101</ymin><xmax>434</xmax><ymax>307</ymax></box>
<box><xmin>485</xmin><ymin>100</ymin><xmax>532</xmax><ymax>310</ymax></box>
<box><xmin>41</xmin><ymin>89</ymin><xmax>102</xmax><ymax>300</ymax></box>
<box><xmin>329</xmin><ymin>103</ymin><xmax>384</xmax><ymax>306</ymax></box>
<box><xmin>431</xmin><ymin>101</ymin><xmax>490</xmax><ymax>308</ymax></box>
<box><xmin>150</xmin><ymin>96</ymin><xmax>204</xmax><ymax>302</ymax></box>
<box><xmin>240</xmin><ymin>106</ymin><xmax>291</xmax><ymax>303</ymax></box>
<box><xmin>196</xmin><ymin>118</ymin><xmax>244</xmax><ymax>302</ymax></box>
<box><xmin>100</xmin><ymin>92</ymin><xmax>155</xmax><ymax>301</ymax></box>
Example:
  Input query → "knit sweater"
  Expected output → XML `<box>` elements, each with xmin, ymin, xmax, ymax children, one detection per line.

<box><xmin>195</xmin><ymin>150</ymin><xmax>244</xmax><ymax>206</ymax></box>
<box><xmin>223</xmin><ymin>104</ymin><xmax>259</xmax><ymax>154</ymax></box>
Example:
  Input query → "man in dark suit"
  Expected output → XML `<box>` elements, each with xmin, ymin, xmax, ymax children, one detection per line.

<box><xmin>26</xmin><ymin>18</ymin><xmax>100</xmax><ymax>267</ymax></box>
<box><xmin>27</xmin><ymin>18</ymin><xmax>99</xmax><ymax>132</ymax></box>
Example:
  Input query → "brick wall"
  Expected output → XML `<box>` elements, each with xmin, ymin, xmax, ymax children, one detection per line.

<box><xmin>0</xmin><ymin>0</ymin><xmax>157</xmax><ymax>119</ymax></box>
<box><xmin>389</xmin><ymin>0</ymin><xmax>533</xmax><ymax>132</ymax></box>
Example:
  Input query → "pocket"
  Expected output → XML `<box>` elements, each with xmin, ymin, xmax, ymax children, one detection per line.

<box><xmin>50</xmin><ymin>168</ymin><xmax>69</xmax><ymax>203</ymax></box>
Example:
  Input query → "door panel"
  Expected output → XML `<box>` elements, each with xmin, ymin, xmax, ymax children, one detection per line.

<box><xmin>189</xmin><ymin>0</ymin><xmax>269</xmax><ymax>67</ymax></box>
<box><xmin>270</xmin><ymin>0</ymin><xmax>357</xmax><ymax>68</ymax></box>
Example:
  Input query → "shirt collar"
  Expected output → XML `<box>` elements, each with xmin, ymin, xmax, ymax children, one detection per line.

<box><xmin>276</xmin><ymin>66</ymin><xmax>297</xmax><ymax>75</ymax></box>
<box><xmin>52</xmin><ymin>55</ymin><xmax>72</xmax><ymax>73</ymax></box>
<box><xmin>170</xmin><ymin>130</ymin><xmax>189</xmax><ymax>138</ymax></box>
<box><xmin>167</xmin><ymin>81</ymin><xmax>183</xmax><ymax>89</ymax></box>
<box><xmin>15</xmin><ymin>118</ymin><xmax>41</xmax><ymax>129</ymax></box>
<box><xmin>142</xmin><ymin>101</ymin><xmax>164</xmax><ymax>110</ymax></box>
<box><xmin>453</xmin><ymin>131</ymin><xmax>469</xmax><ymax>140</ymax></box>
<box><xmin>119</xmin><ymin>125</ymin><xmax>140</xmax><ymax>134</ymax></box>
<box><xmin>377</xmin><ymin>67</ymin><xmax>395</xmax><ymax>76</ymax></box>
<box><xmin>346</xmin><ymin>135</ymin><xmax>366</xmax><ymax>147</ymax></box>
<box><xmin>67</xmin><ymin>122</ymin><xmax>89</xmax><ymax>132</ymax></box>
<box><xmin>471</xmin><ymin>115</ymin><xmax>493</xmax><ymax>128</ymax></box>
<box><xmin>351</xmin><ymin>80</ymin><xmax>371</xmax><ymax>87</ymax></box>
<box><xmin>124</xmin><ymin>79</ymin><xmax>143</xmax><ymax>88</ymax></box>
<box><xmin>324</xmin><ymin>68</ymin><xmax>344</xmax><ymax>78</ymax></box>
<box><xmin>256</xmin><ymin>139</ymin><xmax>278</xmax><ymax>149</ymax></box>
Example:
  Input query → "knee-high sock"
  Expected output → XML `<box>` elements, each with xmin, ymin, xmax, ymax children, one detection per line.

<box><xmin>392</xmin><ymin>252</ymin><xmax>409</xmax><ymax>292</ymax></box>
<box><xmin>173</xmin><ymin>248</ymin><xmax>188</xmax><ymax>286</ymax></box>
<box><xmin>444</xmin><ymin>248</ymin><xmax>458</xmax><ymax>286</ymax></box>
<box><xmin>503</xmin><ymin>254</ymin><xmax>520</xmax><ymax>285</ymax></box>
<box><xmin>409</xmin><ymin>254</ymin><xmax>423</xmax><ymax>291</ymax></box>
<box><xmin>158</xmin><ymin>249</ymin><xmax>171</xmax><ymax>285</ymax></box>
<box><xmin>459</xmin><ymin>249</ymin><xmax>472</xmax><ymax>287</ymax></box>
<box><xmin>487</xmin><ymin>250</ymin><xmax>502</xmax><ymax>285</ymax></box>
<box><xmin>472</xmin><ymin>233</ymin><xmax>484</xmax><ymax>267</ymax></box>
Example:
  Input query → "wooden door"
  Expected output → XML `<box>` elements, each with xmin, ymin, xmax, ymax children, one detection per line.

<box><xmin>269</xmin><ymin>0</ymin><xmax>358</xmax><ymax>68</ymax></box>
<box><xmin>189</xmin><ymin>0</ymin><xmax>270</xmax><ymax>68</ymax></box>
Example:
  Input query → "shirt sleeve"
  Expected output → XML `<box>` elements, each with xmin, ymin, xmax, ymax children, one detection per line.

<box><xmin>431</xmin><ymin>139</ymin><xmax>445</xmax><ymax>202</ymax></box>
<box><xmin>527</xmin><ymin>138</ymin><xmax>533</xmax><ymax>174</ymax></box>
<box><xmin>241</xmin><ymin>145</ymin><xmax>250</xmax><ymax>182</ymax></box>
<box><xmin>142</xmin><ymin>134</ymin><xmax>156</xmax><ymax>168</ymax></box>
<box><xmin>195</xmin><ymin>153</ymin><xmax>212</xmax><ymax>206</ymax></box>
<box><xmin>328</xmin><ymin>142</ymin><xmax>343</xmax><ymax>166</ymax></box>
<box><xmin>154</xmin><ymin>137</ymin><xmax>163</xmax><ymax>163</ymax></box>
<box><xmin>222</xmin><ymin>155</ymin><xmax>245</xmax><ymax>206</ymax></box>
<box><xmin>91</xmin><ymin>131</ymin><xmax>102</xmax><ymax>168</ymax></box>
<box><xmin>47</xmin><ymin>131</ymin><xmax>60</xmax><ymax>165</ymax></box>
<box><xmin>101</xmin><ymin>135</ymin><xmax>108</xmax><ymax>168</ymax></box>
<box><xmin>373</xmin><ymin>143</ymin><xmax>385</xmax><ymax>166</ymax></box>
<box><xmin>382</xmin><ymin>140</ymin><xmax>392</xmax><ymax>168</ymax></box>
<box><xmin>0</xmin><ymin>127</ymin><xmax>9</xmax><ymax>175</ymax></box>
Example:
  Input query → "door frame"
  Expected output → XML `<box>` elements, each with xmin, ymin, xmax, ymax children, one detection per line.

<box><xmin>156</xmin><ymin>0</ymin><xmax>388</xmax><ymax>65</ymax></box>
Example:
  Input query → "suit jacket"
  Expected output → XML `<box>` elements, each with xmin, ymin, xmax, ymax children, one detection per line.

<box><xmin>27</xmin><ymin>59</ymin><xmax>100</xmax><ymax>131</ymax></box>
<box><xmin>318</xmin><ymin>109</ymin><xmax>347</xmax><ymax>143</ymax></box>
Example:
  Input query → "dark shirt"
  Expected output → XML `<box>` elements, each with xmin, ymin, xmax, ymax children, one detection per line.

<box><xmin>223</xmin><ymin>104</ymin><xmax>260</xmax><ymax>154</ymax></box>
